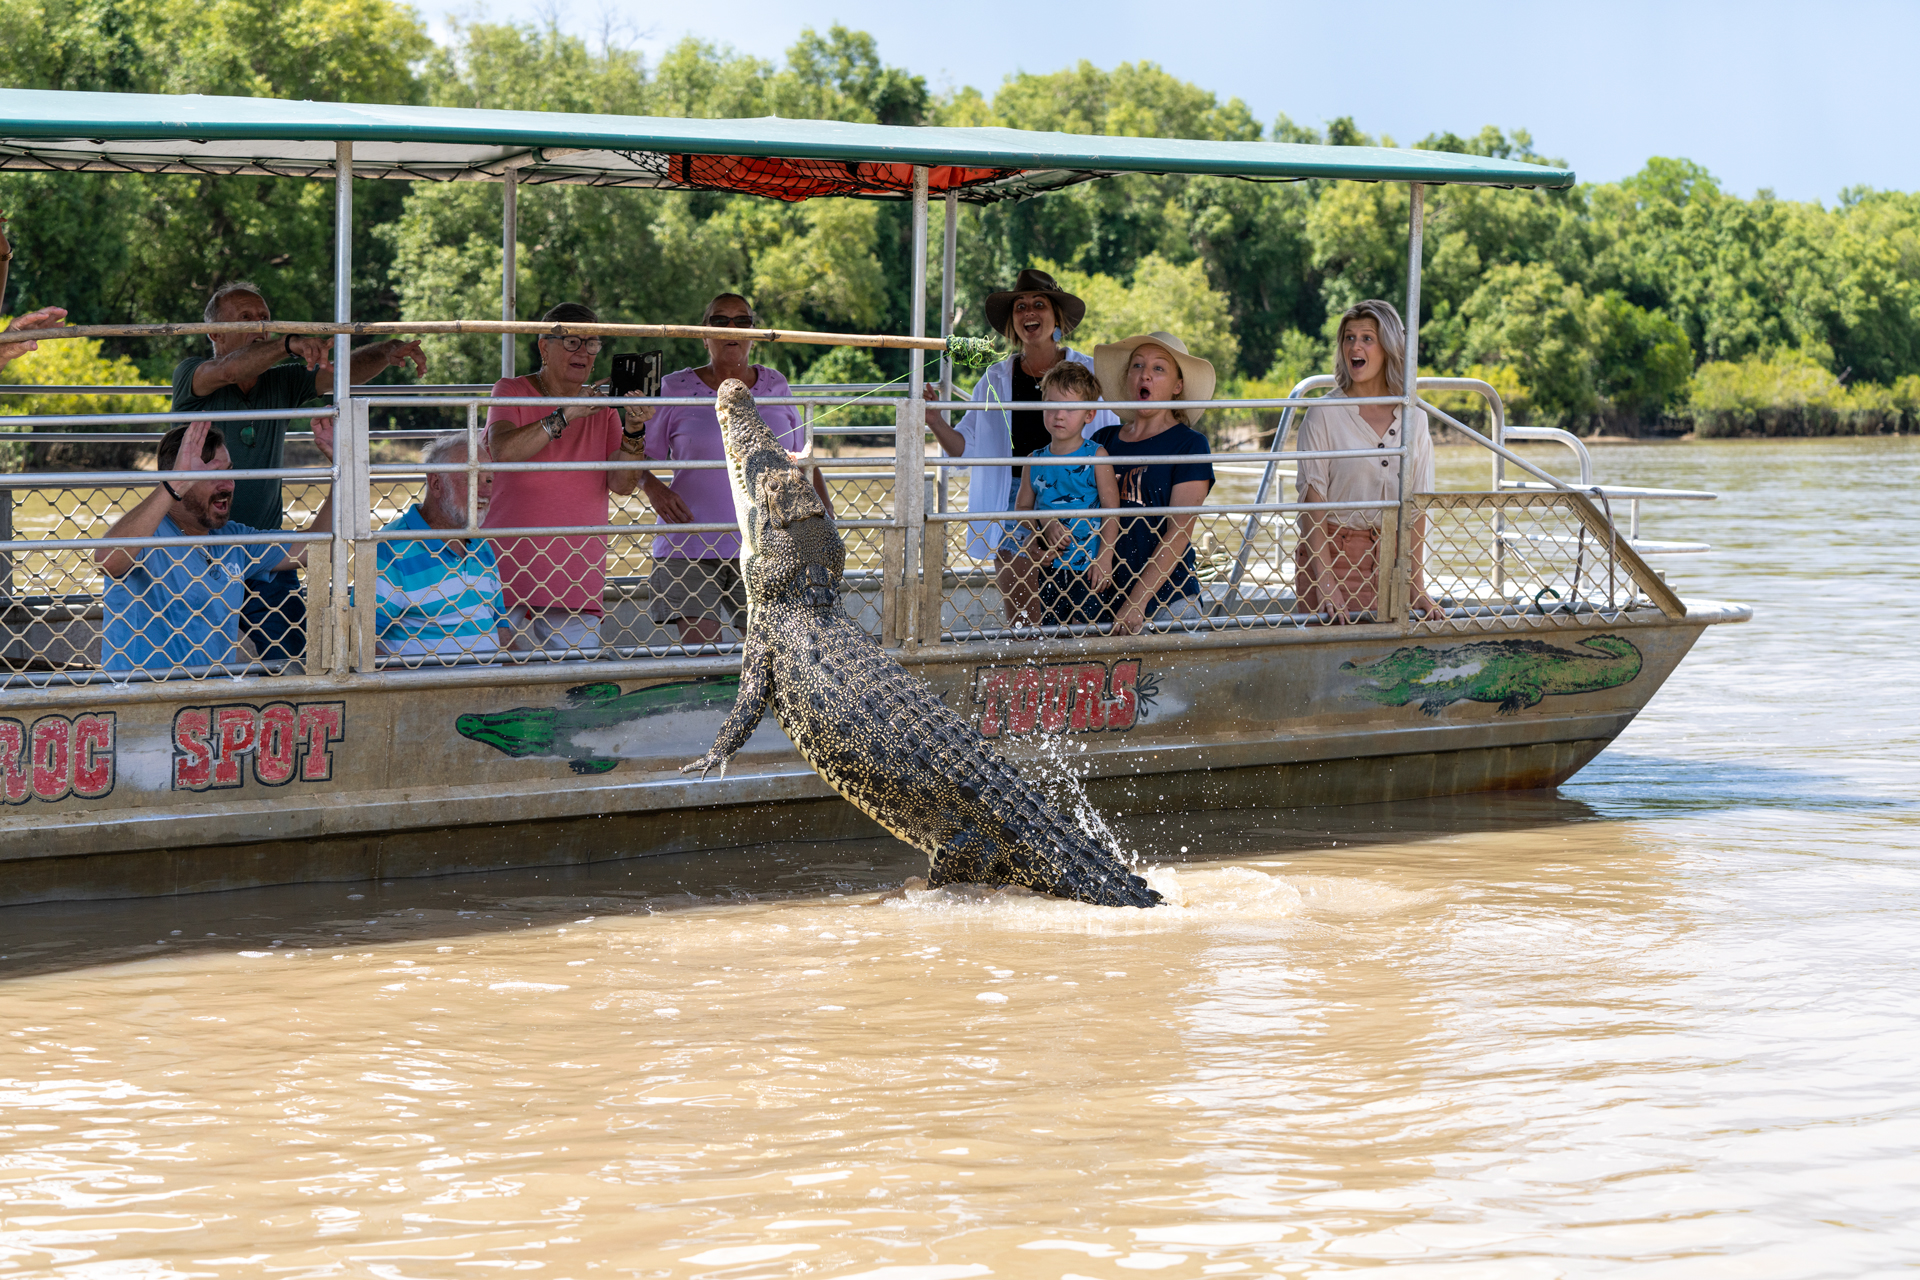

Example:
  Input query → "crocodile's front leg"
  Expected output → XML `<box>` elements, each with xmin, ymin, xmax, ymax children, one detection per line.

<box><xmin>681</xmin><ymin>624</ymin><xmax>775</xmax><ymax>779</ymax></box>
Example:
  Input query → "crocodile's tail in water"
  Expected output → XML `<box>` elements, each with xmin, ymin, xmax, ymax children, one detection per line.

<box><xmin>1039</xmin><ymin>826</ymin><xmax>1162</xmax><ymax>907</ymax></box>
<box><xmin>930</xmin><ymin>804</ymin><xmax>1162</xmax><ymax>908</ymax></box>
<box><xmin>929</xmin><ymin>847</ymin><xmax>1161</xmax><ymax>908</ymax></box>
<box><xmin>1045</xmin><ymin>845</ymin><xmax>1163</xmax><ymax>908</ymax></box>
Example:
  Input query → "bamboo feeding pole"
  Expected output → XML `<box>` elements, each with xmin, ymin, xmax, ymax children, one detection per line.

<box><xmin>9</xmin><ymin>318</ymin><xmax>958</xmax><ymax>352</ymax></box>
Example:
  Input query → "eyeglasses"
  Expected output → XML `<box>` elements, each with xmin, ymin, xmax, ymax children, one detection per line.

<box><xmin>541</xmin><ymin>335</ymin><xmax>604</xmax><ymax>353</ymax></box>
<box><xmin>703</xmin><ymin>315</ymin><xmax>758</xmax><ymax>328</ymax></box>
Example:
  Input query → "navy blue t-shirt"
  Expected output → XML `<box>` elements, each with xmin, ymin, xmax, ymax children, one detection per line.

<box><xmin>1093</xmin><ymin>421</ymin><xmax>1215</xmax><ymax>606</ymax></box>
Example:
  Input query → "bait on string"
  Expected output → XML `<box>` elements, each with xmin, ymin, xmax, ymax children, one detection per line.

<box><xmin>804</xmin><ymin>334</ymin><xmax>1002</xmax><ymax>432</ymax></box>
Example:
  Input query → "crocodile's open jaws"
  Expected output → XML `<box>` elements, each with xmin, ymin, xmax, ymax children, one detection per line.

<box><xmin>679</xmin><ymin>379</ymin><xmax>1161</xmax><ymax>909</ymax></box>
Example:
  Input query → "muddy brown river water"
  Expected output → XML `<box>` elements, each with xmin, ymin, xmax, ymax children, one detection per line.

<box><xmin>1</xmin><ymin>437</ymin><xmax>1915</xmax><ymax>1277</ymax></box>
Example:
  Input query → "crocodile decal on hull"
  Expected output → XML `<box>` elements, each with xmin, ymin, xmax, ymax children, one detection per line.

<box><xmin>681</xmin><ymin>380</ymin><xmax>1160</xmax><ymax>908</ymax></box>
<box><xmin>456</xmin><ymin>677</ymin><xmax>740</xmax><ymax>774</ymax></box>
<box><xmin>1342</xmin><ymin>635</ymin><xmax>1642</xmax><ymax>716</ymax></box>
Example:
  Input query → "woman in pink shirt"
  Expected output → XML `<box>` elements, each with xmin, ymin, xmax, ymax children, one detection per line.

<box><xmin>485</xmin><ymin>301</ymin><xmax>652</xmax><ymax>654</ymax></box>
<box><xmin>641</xmin><ymin>293</ymin><xmax>832</xmax><ymax>647</ymax></box>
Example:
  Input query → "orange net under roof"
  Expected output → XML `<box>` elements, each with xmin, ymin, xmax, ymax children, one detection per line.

<box><xmin>660</xmin><ymin>153</ymin><xmax>1019</xmax><ymax>202</ymax></box>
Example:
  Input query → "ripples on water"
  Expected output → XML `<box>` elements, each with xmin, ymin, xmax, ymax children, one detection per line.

<box><xmin>1</xmin><ymin>438</ymin><xmax>1915</xmax><ymax>1276</ymax></box>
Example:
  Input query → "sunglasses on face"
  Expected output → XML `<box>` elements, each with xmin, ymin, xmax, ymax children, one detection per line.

<box><xmin>704</xmin><ymin>315</ymin><xmax>757</xmax><ymax>328</ymax></box>
<box><xmin>542</xmin><ymin>336</ymin><xmax>603</xmax><ymax>354</ymax></box>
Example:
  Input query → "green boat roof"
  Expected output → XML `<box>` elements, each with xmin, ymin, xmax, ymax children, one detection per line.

<box><xmin>0</xmin><ymin>88</ymin><xmax>1575</xmax><ymax>202</ymax></box>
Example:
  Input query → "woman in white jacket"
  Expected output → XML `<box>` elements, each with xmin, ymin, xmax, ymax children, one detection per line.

<box><xmin>927</xmin><ymin>269</ymin><xmax>1118</xmax><ymax>627</ymax></box>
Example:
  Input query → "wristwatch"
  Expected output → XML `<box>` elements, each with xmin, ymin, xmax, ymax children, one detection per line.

<box><xmin>540</xmin><ymin>409</ymin><xmax>568</xmax><ymax>440</ymax></box>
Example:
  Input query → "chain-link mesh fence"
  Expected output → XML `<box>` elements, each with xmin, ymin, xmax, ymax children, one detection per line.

<box><xmin>927</xmin><ymin>479</ymin><xmax>1670</xmax><ymax>641</ymax></box>
<box><xmin>0</xmin><ymin>390</ymin><xmax>1681</xmax><ymax>688</ymax></box>
<box><xmin>931</xmin><ymin>505</ymin><xmax>1324</xmax><ymax>638</ymax></box>
<box><xmin>1410</xmin><ymin>490</ymin><xmax>1663</xmax><ymax>633</ymax></box>
<box><xmin>0</xmin><ymin>410</ymin><xmax>334</xmax><ymax>685</ymax></box>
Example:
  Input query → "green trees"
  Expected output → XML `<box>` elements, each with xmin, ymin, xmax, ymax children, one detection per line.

<box><xmin>3</xmin><ymin>9</ymin><xmax>1917</xmax><ymax>435</ymax></box>
<box><xmin>1052</xmin><ymin>255</ymin><xmax>1240</xmax><ymax>376</ymax></box>
<box><xmin>0</xmin><ymin>0</ymin><xmax>426</xmax><ymax>374</ymax></box>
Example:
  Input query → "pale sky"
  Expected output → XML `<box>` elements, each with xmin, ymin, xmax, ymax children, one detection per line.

<box><xmin>425</xmin><ymin>0</ymin><xmax>1920</xmax><ymax>204</ymax></box>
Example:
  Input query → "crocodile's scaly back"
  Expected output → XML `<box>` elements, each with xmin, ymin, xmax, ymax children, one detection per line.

<box><xmin>684</xmin><ymin>380</ymin><xmax>1160</xmax><ymax>909</ymax></box>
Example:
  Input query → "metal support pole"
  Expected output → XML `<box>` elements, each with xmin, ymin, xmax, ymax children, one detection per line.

<box><xmin>501</xmin><ymin>171</ymin><xmax>518</xmax><ymax>380</ymax></box>
<box><xmin>939</xmin><ymin>189</ymin><xmax>957</xmax><ymax>407</ymax></box>
<box><xmin>910</xmin><ymin>167</ymin><xmax>929</xmax><ymax>401</ymax></box>
<box><xmin>891</xmin><ymin>165</ymin><xmax>929</xmax><ymax>645</ymax></box>
<box><xmin>465</xmin><ymin>402</ymin><xmax>480</xmax><ymax>531</ymax></box>
<box><xmin>1392</xmin><ymin>182</ymin><xmax>1425</xmax><ymax>628</ymax></box>
<box><xmin>0</xmin><ymin>489</ymin><xmax>12</xmax><ymax>602</ymax></box>
<box><xmin>937</xmin><ymin>188</ymin><xmax>957</xmax><ymax>519</ymax></box>
<box><xmin>326</xmin><ymin>140</ymin><xmax>356</xmax><ymax>674</ymax></box>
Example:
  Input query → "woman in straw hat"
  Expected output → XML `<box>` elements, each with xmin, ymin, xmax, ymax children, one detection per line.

<box><xmin>1294</xmin><ymin>299</ymin><xmax>1441</xmax><ymax>623</ymax></box>
<box><xmin>927</xmin><ymin>269</ymin><xmax>1118</xmax><ymax>627</ymax></box>
<box><xmin>1090</xmin><ymin>332</ymin><xmax>1217</xmax><ymax>636</ymax></box>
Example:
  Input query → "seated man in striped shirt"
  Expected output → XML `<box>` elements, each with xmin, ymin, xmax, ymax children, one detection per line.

<box><xmin>376</xmin><ymin>432</ymin><xmax>506</xmax><ymax>661</ymax></box>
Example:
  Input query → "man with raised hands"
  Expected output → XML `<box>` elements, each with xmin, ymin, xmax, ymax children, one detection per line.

<box><xmin>172</xmin><ymin>280</ymin><xmax>425</xmax><ymax>661</ymax></box>
<box><xmin>97</xmin><ymin>419</ymin><xmax>335</xmax><ymax>675</ymax></box>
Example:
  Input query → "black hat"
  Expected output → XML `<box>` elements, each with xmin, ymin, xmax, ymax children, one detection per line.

<box><xmin>983</xmin><ymin>268</ymin><xmax>1087</xmax><ymax>334</ymax></box>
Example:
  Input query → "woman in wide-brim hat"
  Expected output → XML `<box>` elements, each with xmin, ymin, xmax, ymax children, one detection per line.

<box><xmin>1089</xmin><ymin>332</ymin><xmax>1217</xmax><ymax>636</ymax></box>
<box><xmin>927</xmin><ymin>268</ymin><xmax>1119</xmax><ymax>628</ymax></box>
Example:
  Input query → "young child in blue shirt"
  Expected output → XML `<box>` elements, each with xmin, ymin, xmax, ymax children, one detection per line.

<box><xmin>1014</xmin><ymin>362</ymin><xmax>1119</xmax><ymax>628</ymax></box>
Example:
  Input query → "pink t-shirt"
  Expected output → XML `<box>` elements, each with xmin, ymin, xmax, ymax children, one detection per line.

<box><xmin>482</xmin><ymin>375</ymin><xmax>622</xmax><ymax>614</ymax></box>
<box><xmin>645</xmin><ymin>366</ymin><xmax>804</xmax><ymax>559</ymax></box>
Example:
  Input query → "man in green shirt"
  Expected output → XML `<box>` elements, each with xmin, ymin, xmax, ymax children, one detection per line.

<box><xmin>172</xmin><ymin>281</ymin><xmax>426</xmax><ymax>661</ymax></box>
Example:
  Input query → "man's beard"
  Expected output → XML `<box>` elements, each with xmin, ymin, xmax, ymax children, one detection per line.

<box><xmin>426</xmin><ymin>488</ymin><xmax>482</xmax><ymax>530</ymax></box>
<box><xmin>186</xmin><ymin>488</ymin><xmax>232</xmax><ymax>531</ymax></box>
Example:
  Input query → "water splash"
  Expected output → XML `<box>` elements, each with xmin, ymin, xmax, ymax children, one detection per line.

<box><xmin>1003</xmin><ymin>726</ymin><xmax>1142</xmax><ymax>869</ymax></box>
<box><xmin>878</xmin><ymin>865</ymin><xmax>1304</xmax><ymax>930</ymax></box>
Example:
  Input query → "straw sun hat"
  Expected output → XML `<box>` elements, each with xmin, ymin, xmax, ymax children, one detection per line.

<box><xmin>1092</xmin><ymin>331</ymin><xmax>1216</xmax><ymax>426</ymax></box>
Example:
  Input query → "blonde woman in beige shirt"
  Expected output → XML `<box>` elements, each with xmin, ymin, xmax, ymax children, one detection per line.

<box><xmin>1295</xmin><ymin>300</ymin><xmax>1441</xmax><ymax>623</ymax></box>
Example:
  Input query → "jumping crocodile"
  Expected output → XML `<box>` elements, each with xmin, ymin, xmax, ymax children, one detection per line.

<box><xmin>1342</xmin><ymin>635</ymin><xmax>1642</xmax><ymax>716</ymax></box>
<box><xmin>456</xmin><ymin>677</ymin><xmax>740</xmax><ymax>774</ymax></box>
<box><xmin>681</xmin><ymin>379</ymin><xmax>1161</xmax><ymax>908</ymax></box>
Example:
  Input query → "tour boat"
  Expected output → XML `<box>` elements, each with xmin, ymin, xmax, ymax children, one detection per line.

<box><xmin>0</xmin><ymin>91</ymin><xmax>1746</xmax><ymax>904</ymax></box>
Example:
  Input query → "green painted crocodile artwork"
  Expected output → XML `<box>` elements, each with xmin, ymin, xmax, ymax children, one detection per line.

<box><xmin>455</xmin><ymin>677</ymin><xmax>740</xmax><ymax>774</ymax></box>
<box><xmin>1342</xmin><ymin>635</ymin><xmax>1642</xmax><ymax>716</ymax></box>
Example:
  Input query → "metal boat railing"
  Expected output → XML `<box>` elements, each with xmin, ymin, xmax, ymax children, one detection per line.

<box><xmin>0</xmin><ymin>378</ymin><xmax>1702</xmax><ymax>696</ymax></box>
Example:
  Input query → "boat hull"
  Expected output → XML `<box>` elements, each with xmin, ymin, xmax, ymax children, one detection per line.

<box><xmin>0</xmin><ymin>603</ymin><xmax>1745</xmax><ymax>906</ymax></box>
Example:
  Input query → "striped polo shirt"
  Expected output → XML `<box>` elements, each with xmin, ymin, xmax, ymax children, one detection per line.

<box><xmin>375</xmin><ymin>504</ymin><xmax>505</xmax><ymax>659</ymax></box>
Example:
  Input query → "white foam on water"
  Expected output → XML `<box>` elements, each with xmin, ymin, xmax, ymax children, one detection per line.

<box><xmin>1283</xmin><ymin>875</ymin><xmax>1441</xmax><ymax>918</ymax></box>
<box><xmin>1134</xmin><ymin>1223</ymin><xmax>1296</xmax><ymax>1245</ymax></box>
<box><xmin>685</xmin><ymin>1243</ymin><xmax>818</xmax><ymax>1265</ymax></box>
<box><xmin>1019</xmin><ymin>1240</ymin><xmax>1119</xmax><ymax>1256</ymax></box>
<box><xmin>487</xmin><ymin>981</ymin><xmax>568</xmax><ymax>993</ymax></box>
<box><xmin>877</xmin><ymin>865</ymin><xmax>1304</xmax><ymax>932</ymax></box>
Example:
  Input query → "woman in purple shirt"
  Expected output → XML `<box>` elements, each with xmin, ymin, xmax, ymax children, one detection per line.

<box><xmin>640</xmin><ymin>293</ymin><xmax>833</xmax><ymax>646</ymax></box>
